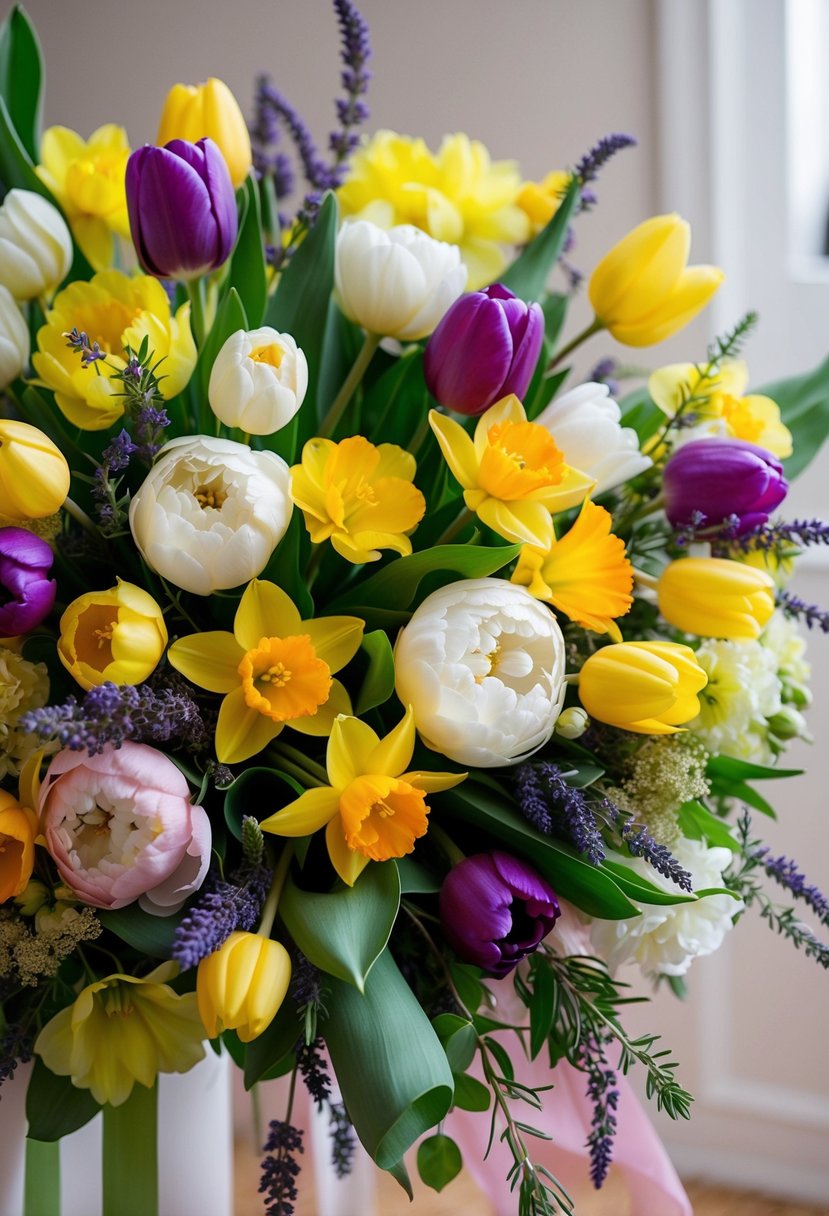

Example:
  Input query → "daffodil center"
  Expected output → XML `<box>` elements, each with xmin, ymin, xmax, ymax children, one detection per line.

<box><xmin>720</xmin><ymin>394</ymin><xmax>764</xmax><ymax>443</ymax></box>
<box><xmin>74</xmin><ymin>605</ymin><xmax>118</xmax><ymax>670</ymax></box>
<box><xmin>238</xmin><ymin>635</ymin><xmax>332</xmax><ymax>722</ymax></box>
<box><xmin>479</xmin><ymin>420</ymin><xmax>565</xmax><ymax>499</ymax></box>
<box><xmin>250</xmin><ymin>342</ymin><xmax>284</xmax><ymax>369</ymax></box>
<box><xmin>338</xmin><ymin>774</ymin><xmax>429</xmax><ymax>862</ymax></box>
<box><xmin>102</xmin><ymin>985</ymin><xmax>135</xmax><ymax>1017</ymax></box>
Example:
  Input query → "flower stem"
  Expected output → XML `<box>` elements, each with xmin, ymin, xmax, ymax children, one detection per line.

<box><xmin>305</xmin><ymin>543</ymin><xmax>325</xmax><ymax>588</ymax></box>
<box><xmin>187</xmin><ymin>277</ymin><xmax>209</xmax><ymax>348</ymax></box>
<box><xmin>546</xmin><ymin>316</ymin><xmax>604</xmax><ymax>371</ymax></box>
<box><xmin>62</xmin><ymin>496</ymin><xmax>101</xmax><ymax>538</ymax></box>
<box><xmin>318</xmin><ymin>330</ymin><xmax>381</xmax><ymax>438</ymax></box>
<box><xmin>408</xmin><ymin>413</ymin><xmax>431</xmax><ymax>456</ymax></box>
<box><xmin>272</xmin><ymin>740</ymin><xmax>330</xmax><ymax>785</ymax></box>
<box><xmin>435</xmin><ymin>506</ymin><xmax>475</xmax><ymax>546</ymax></box>
<box><xmin>258</xmin><ymin>843</ymin><xmax>294</xmax><ymax>939</ymax></box>
<box><xmin>427</xmin><ymin>821</ymin><xmax>465</xmax><ymax>867</ymax></box>
<box><xmin>625</xmin><ymin>493</ymin><xmax>665</xmax><ymax>526</ymax></box>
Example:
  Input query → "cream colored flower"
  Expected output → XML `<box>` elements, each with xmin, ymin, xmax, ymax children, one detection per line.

<box><xmin>0</xmin><ymin>649</ymin><xmax>50</xmax><ymax>779</ymax></box>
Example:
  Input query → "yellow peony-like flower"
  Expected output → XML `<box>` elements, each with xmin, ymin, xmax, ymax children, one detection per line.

<box><xmin>58</xmin><ymin>579</ymin><xmax>168</xmax><ymax>691</ymax></box>
<box><xmin>429</xmin><ymin>394</ymin><xmax>594</xmax><ymax>548</ymax></box>
<box><xmin>290</xmin><ymin>435</ymin><xmax>426</xmax><ymax>564</ymax></box>
<box><xmin>34</xmin><ymin>962</ymin><xmax>205</xmax><ymax>1106</ymax></box>
<box><xmin>338</xmin><ymin>130</ymin><xmax>530</xmax><ymax>290</ymax></box>
<box><xmin>32</xmin><ymin>270</ymin><xmax>197</xmax><ymax>430</ymax></box>
<box><xmin>512</xmin><ymin>500</ymin><xmax>633</xmax><ymax>640</ymax></box>
<box><xmin>36</xmin><ymin>124</ymin><xmax>131</xmax><ymax>270</ymax></box>
<box><xmin>516</xmin><ymin>170</ymin><xmax>572</xmax><ymax>235</ymax></box>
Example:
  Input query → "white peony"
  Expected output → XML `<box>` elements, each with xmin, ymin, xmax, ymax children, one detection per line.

<box><xmin>591</xmin><ymin>840</ymin><xmax>741</xmax><ymax>978</ymax></box>
<box><xmin>0</xmin><ymin>189</ymin><xmax>72</xmax><ymax>301</ymax></box>
<box><xmin>208</xmin><ymin>327</ymin><xmax>308</xmax><ymax>436</ymax></box>
<box><xmin>394</xmin><ymin>577</ymin><xmax>566</xmax><ymax>767</ymax></box>
<box><xmin>535</xmin><ymin>382</ymin><xmax>651</xmax><ymax>495</ymax></box>
<box><xmin>691</xmin><ymin>637</ymin><xmax>781</xmax><ymax>763</ymax></box>
<box><xmin>335</xmin><ymin>220</ymin><xmax>467</xmax><ymax>341</ymax></box>
<box><xmin>129</xmin><ymin>437</ymin><xmax>292</xmax><ymax>596</ymax></box>
<box><xmin>0</xmin><ymin>285</ymin><xmax>29</xmax><ymax>388</ymax></box>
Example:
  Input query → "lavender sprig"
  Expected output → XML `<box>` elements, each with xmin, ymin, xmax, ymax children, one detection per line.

<box><xmin>574</xmin><ymin>1031</ymin><xmax>619</xmax><ymax>1189</ymax></box>
<box><xmin>256</xmin><ymin>81</ymin><xmax>333</xmax><ymax>192</ymax></box>
<box><xmin>296</xmin><ymin>1037</ymin><xmax>331</xmax><ymax>1110</ymax></box>
<box><xmin>777</xmin><ymin>590</ymin><xmax>829</xmax><ymax>633</ymax></box>
<box><xmin>515</xmin><ymin>762</ymin><xmax>606</xmax><ymax>865</ymax></box>
<box><xmin>64</xmin><ymin>328</ymin><xmax>105</xmax><ymax>366</ymax></box>
<box><xmin>328</xmin><ymin>1102</ymin><xmax>356</xmax><ymax>1178</ymax></box>
<box><xmin>171</xmin><ymin>859</ymin><xmax>271</xmax><ymax>970</ymax></box>
<box><xmin>574</xmin><ymin>133</ymin><xmax>637</xmax><ymax>190</ymax></box>
<box><xmin>92</xmin><ymin>429</ymin><xmax>136</xmax><ymax>534</ymax></box>
<box><xmin>260</xmin><ymin>1120</ymin><xmax>304</xmax><ymax>1216</ymax></box>
<box><xmin>328</xmin><ymin>0</ymin><xmax>372</xmax><ymax>173</ymax></box>
<box><xmin>748</xmin><ymin>847</ymin><xmax>829</xmax><ymax>928</ymax></box>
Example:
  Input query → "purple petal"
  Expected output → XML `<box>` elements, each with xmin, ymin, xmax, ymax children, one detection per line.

<box><xmin>424</xmin><ymin>294</ymin><xmax>514</xmax><ymax>415</ymax></box>
<box><xmin>501</xmin><ymin>301</ymin><xmax>545</xmax><ymax>401</ymax></box>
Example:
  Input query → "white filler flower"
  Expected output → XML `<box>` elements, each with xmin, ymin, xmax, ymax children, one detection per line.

<box><xmin>0</xmin><ymin>286</ymin><xmax>29</xmax><ymax>389</ymax></box>
<box><xmin>536</xmin><ymin>382</ymin><xmax>651</xmax><ymax>495</ymax></box>
<box><xmin>0</xmin><ymin>189</ymin><xmax>72</xmax><ymax>301</ymax></box>
<box><xmin>129</xmin><ymin>436</ymin><xmax>292</xmax><ymax>596</ymax></box>
<box><xmin>394</xmin><ymin>577</ymin><xmax>566</xmax><ymax>767</ymax></box>
<box><xmin>208</xmin><ymin>327</ymin><xmax>308</xmax><ymax>436</ymax></box>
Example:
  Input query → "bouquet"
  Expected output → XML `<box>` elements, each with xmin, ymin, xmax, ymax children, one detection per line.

<box><xmin>0</xmin><ymin>2</ymin><xmax>827</xmax><ymax>1213</ymax></box>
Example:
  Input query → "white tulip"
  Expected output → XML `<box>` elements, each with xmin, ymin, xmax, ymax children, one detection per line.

<box><xmin>394</xmin><ymin>577</ymin><xmax>566</xmax><ymax>767</ymax></box>
<box><xmin>129</xmin><ymin>437</ymin><xmax>292</xmax><ymax>596</ymax></box>
<box><xmin>536</xmin><ymin>382</ymin><xmax>651</xmax><ymax>495</ymax></box>
<box><xmin>0</xmin><ymin>189</ymin><xmax>72</xmax><ymax>301</ymax></box>
<box><xmin>0</xmin><ymin>285</ymin><xmax>29</xmax><ymax>388</ymax></box>
<box><xmin>208</xmin><ymin>327</ymin><xmax>308</xmax><ymax>435</ymax></box>
<box><xmin>335</xmin><ymin>220</ymin><xmax>467</xmax><ymax>341</ymax></box>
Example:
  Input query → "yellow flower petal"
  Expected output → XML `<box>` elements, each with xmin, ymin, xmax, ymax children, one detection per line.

<box><xmin>234</xmin><ymin>580</ymin><xmax>302</xmax><ymax>650</ymax></box>
<box><xmin>326</xmin><ymin>715</ymin><xmax>380</xmax><ymax>790</ymax></box>
<box><xmin>287</xmin><ymin>678</ymin><xmax>352</xmax><ymax>736</ymax></box>
<box><xmin>325</xmin><ymin>816</ymin><xmax>371</xmax><ymax>887</ymax></box>
<box><xmin>215</xmin><ymin>685</ymin><xmax>283</xmax><ymax>764</ymax></box>
<box><xmin>472</xmin><ymin>394</ymin><xmax>526</xmax><ymax>460</ymax></box>
<box><xmin>400</xmin><ymin>770</ymin><xmax>467</xmax><ymax>793</ymax></box>
<box><xmin>260</xmin><ymin>786</ymin><xmax>341</xmax><ymax>837</ymax></box>
<box><xmin>365</xmin><ymin>705</ymin><xmax>416</xmax><ymax>777</ymax></box>
<box><xmin>167</xmin><ymin>631</ymin><xmax>243</xmax><ymax>693</ymax></box>
<box><xmin>475</xmin><ymin>495</ymin><xmax>554</xmax><ymax>547</ymax></box>
<box><xmin>302</xmin><ymin>616</ymin><xmax>364</xmax><ymax>674</ymax></box>
<box><xmin>428</xmin><ymin>409</ymin><xmax>478</xmax><ymax>489</ymax></box>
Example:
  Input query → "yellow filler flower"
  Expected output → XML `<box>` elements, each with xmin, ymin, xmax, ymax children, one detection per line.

<box><xmin>0</xmin><ymin>790</ymin><xmax>38</xmax><ymax>903</ymax></box>
<box><xmin>589</xmin><ymin>214</ymin><xmax>724</xmax><ymax>347</ymax></box>
<box><xmin>158</xmin><ymin>78</ymin><xmax>252</xmax><ymax>189</ymax></box>
<box><xmin>58</xmin><ymin>579</ymin><xmax>168</xmax><ymax>691</ymax></box>
<box><xmin>197</xmin><ymin>931</ymin><xmax>291</xmax><ymax>1043</ymax></box>
<box><xmin>36</xmin><ymin>124</ymin><xmax>131</xmax><ymax>270</ymax></box>
<box><xmin>657</xmin><ymin>557</ymin><xmax>775</xmax><ymax>641</ymax></box>
<box><xmin>34</xmin><ymin>962</ymin><xmax>205</xmax><ymax>1107</ymax></box>
<box><xmin>261</xmin><ymin>708</ymin><xmax>465</xmax><ymax>886</ymax></box>
<box><xmin>167</xmin><ymin>579</ymin><xmax>364</xmax><ymax>764</ymax></box>
<box><xmin>578</xmin><ymin>641</ymin><xmax>708</xmax><ymax>735</ymax></box>
<box><xmin>290</xmin><ymin>435</ymin><xmax>426</xmax><ymax>563</ymax></box>
<box><xmin>512</xmin><ymin>500</ymin><xmax>633</xmax><ymax>640</ymax></box>
<box><xmin>429</xmin><ymin>395</ymin><xmax>595</xmax><ymax>547</ymax></box>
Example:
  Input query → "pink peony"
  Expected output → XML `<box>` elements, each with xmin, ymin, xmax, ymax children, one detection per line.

<box><xmin>39</xmin><ymin>742</ymin><xmax>211</xmax><ymax>915</ymax></box>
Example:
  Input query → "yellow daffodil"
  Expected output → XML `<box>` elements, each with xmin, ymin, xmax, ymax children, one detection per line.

<box><xmin>512</xmin><ymin>500</ymin><xmax>633</xmax><ymax>639</ymax></box>
<box><xmin>167</xmin><ymin>579</ymin><xmax>364</xmax><ymax>764</ymax></box>
<box><xmin>337</xmin><ymin>130</ymin><xmax>530</xmax><ymax>290</ymax></box>
<box><xmin>58</xmin><ymin>579</ymin><xmax>168</xmax><ymax>691</ymax></box>
<box><xmin>260</xmin><ymin>708</ymin><xmax>465</xmax><ymax>886</ymax></box>
<box><xmin>197</xmin><ymin>932</ymin><xmax>291</xmax><ymax>1042</ymax></box>
<box><xmin>158</xmin><ymin>78</ymin><xmax>252</xmax><ymax>189</ymax></box>
<box><xmin>516</xmin><ymin>170</ymin><xmax>572</xmax><ymax>235</ymax></box>
<box><xmin>429</xmin><ymin>395</ymin><xmax>595</xmax><ymax>547</ymax></box>
<box><xmin>578</xmin><ymin>641</ymin><xmax>708</xmax><ymax>735</ymax></box>
<box><xmin>34</xmin><ymin>962</ymin><xmax>205</xmax><ymax>1106</ymax></box>
<box><xmin>36</xmin><ymin>124</ymin><xmax>131</xmax><ymax>270</ymax></box>
<box><xmin>290</xmin><ymin>435</ymin><xmax>426</xmax><ymax>563</ymax></box>
<box><xmin>657</xmin><ymin>557</ymin><xmax>775</xmax><ymax>641</ymax></box>
<box><xmin>32</xmin><ymin>270</ymin><xmax>196</xmax><ymax>430</ymax></box>
<box><xmin>0</xmin><ymin>790</ymin><xmax>38</xmax><ymax>902</ymax></box>
<box><xmin>648</xmin><ymin>360</ymin><xmax>792</xmax><ymax>458</ymax></box>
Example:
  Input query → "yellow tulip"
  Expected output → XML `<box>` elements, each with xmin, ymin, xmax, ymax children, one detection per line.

<box><xmin>0</xmin><ymin>791</ymin><xmax>38</xmax><ymax>903</ymax></box>
<box><xmin>657</xmin><ymin>557</ymin><xmax>775</xmax><ymax>640</ymax></box>
<box><xmin>589</xmin><ymin>214</ymin><xmax>724</xmax><ymax>347</ymax></box>
<box><xmin>58</xmin><ymin>579</ymin><xmax>168</xmax><ymax>691</ymax></box>
<box><xmin>158</xmin><ymin>78</ymin><xmax>252</xmax><ymax>188</ymax></box>
<box><xmin>578</xmin><ymin>640</ymin><xmax>708</xmax><ymax>735</ymax></box>
<box><xmin>197</xmin><ymin>931</ymin><xmax>291</xmax><ymax>1042</ymax></box>
<box><xmin>0</xmin><ymin>420</ymin><xmax>70</xmax><ymax>519</ymax></box>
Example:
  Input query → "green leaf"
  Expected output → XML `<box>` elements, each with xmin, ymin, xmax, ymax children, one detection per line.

<box><xmin>385</xmin><ymin>1158</ymin><xmax>413</xmax><ymax>1198</ymax></box>
<box><xmin>720</xmin><ymin>780</ymin><xmax>777</xmax><ymax>819</ymax></box>
<box><xmin>279</xmin><ymin>861</ymin><xmax>400</xmax><ymax>991</ymax></box>
<box><xmin>99</xmin><ymin>906</ymin><xmax>183</xmax><ymax>959</ymax></box>
<box><xmin>417</xmin><ymin>1134</ymin><xmax>462</xmax><ymax>1193</ymax></box>
<box><xmin>395</xmin><ymin>855</ymin><xmax>440</xmax><ymax>894</ymax></box>
<box><xmin>0</xmin><ymin>92</ymin><xmax>45</xmax><ymax>194</ymax></box>
<box><xmin>706</xmin><ymin>755</ymin><xmax>802</xmax><ymax>782</ymax></box>
<box><xmin>362</xmin><ymin>348</ymin><xmax>429</xmax><ymax>447</ymax></box>
<box><xmin>677</xmin><ymin>800</ymin><xmax>740</xmax><ymax>852</ymax></box>
<box><xmin>222</xmin><ymin>765</ymin><xmax>304</xmax><ymax>841</ymax></box>
<box><xmin>760</xmin><ymin>353</ymin><xmax>829</xmax><ymax>480</ymax></box>
<box><xmin>450</xmin><ymin>962</ymin><xmax>484</xmax><ymax>1014</ymax></box>
<box><xmin>432</xmin><ymin>1013</ymin><xmax>476</xmax><ymax>1074</ymax></box>
<box><xmin>229</xmin><ymin>177</ymin><xmax>267</xmax><ymax>327</ymax></box>
<box><xmin>197</xmin><ymin>286</ymin><xmax>247</xmax><ymax>399</ymax></box>
<box><xmin>0</xmin><ymin>6</ymin><xmax>43</xmax><ymax>161</ymax></box>
<box><xmin>619</xmin><ymin>387</ymin><xmax>666</xmax><ymax>445</ymax></box>
<box><xmin>243</xmin><ymin>999</ymin><xmax>301</xmax><ymax>1089</ymax></box>
<box><xmin>325</xmin><ymin>948</ymin><xmax>454</xmax><ymax>1169</ymax></box>
<box><xmin>260</xmin><ymin>511</ymin><xmax>313</xmax><ymax>618</ymax></box>
<box><xmin>500</xmin><ymin>177</ymin><xmax>581</xmax><ymax>301</ymax></box>
<box><xmin>600</xmin><ymin>857</ymin><xmax>697</xmax><ymax>906</ymax></box>
<box><xmin>354</xmin><ymin>630</ymin><xmax>396</xmax><ymax>714</ymax></box>
<box><xmin>26</xmin><ymin>1057</ymin><xmax>100</xmax><ymax>1141</ymax></box>
<box><xmin>451</xmin><ymin>1072</ymin><xmax>491</xmax><ymax>1112</ymax></box>
<box><xmin>528</xmin><ymin>959</ymin><xmax>555</xmax><ymax>1059</ymax></box>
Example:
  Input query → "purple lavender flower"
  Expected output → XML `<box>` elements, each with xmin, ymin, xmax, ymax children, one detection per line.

<box><xmin>260</xmin><ymin>1121</ymin><xmax>304</xmax><ymax>1216</ymax></box>
<box><xmin>778</xmin><ymin>590</ymin><xmax>829</xmax><ymax>633</ymax></box>
<box><xmin>751</xmin><ymin>847</ymin><xmax>829</xmax><ymax>926</ymax></box>
<box><xmin>0</xmin><ymin>527</ymin><xmax>56</xmax><ymax>637</ymax></box>
<box><xmin>171</xmin><ymin>864</ymin><xmax>270</xmax><ymax>969</ymax></box>
<box><xmin>574</xmin><ymin>134</ymin><xmax>637</xmax><ymax>186</ymax></box>
<box><xmin>515</xmin><ymin>762</ymin><xmax>606</xmax><ymax>865</ymax></box>
<box><xmin>663</xmin><ymin>439</ymin><xmax>788</xmax><ymax>534</ymax></box>
<box><xmin>439</xmin><ymin>852</ymin><xmax>560</xmax><ymax>978</ymax></box>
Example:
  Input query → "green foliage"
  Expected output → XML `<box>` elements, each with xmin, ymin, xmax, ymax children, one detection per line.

<box><xmin>761</xmin><ymin>351</ymin><xmax>829</xmax><ymax>480</ymax></box>
<box><xmin>0</xmin><ymin>6</ymin><xmax>42</xmax><ymax>161</ymax></box>
<box><xmin>229</xmin><ymin>177</ymin><xmax>267</xmax><ymax>327</ymax></box>
<box><xmin>677</xmin><ymin>800</ymin><xmax>740</xmax><ymax>852</ymax></box>
<box><xmin>706</xmin><ymin>754</ymin><xmax>802</xmax><ymax>820</ymax></box>
<box><xmin>99</xmin><ymin>906</ymin><xmax>182</xmax><ymax>959</ymax></box>
<box><xmin>25</xmin><ymin>1058</ymin><xmax>100</xmax><ymax>1141</ymax></box>
<box><xmin>417</xmin><ymin>1134</ymin><xmax>462</xmax><ymax>1192</ymax></box>
<box><xmin>243</xmin><ymin>998</ymin><xmax>302</xmax><ymax>1089</ymax></box>
<box><xmin>197</xmin><ymin>286</ymin><xmax>248</xmax><ymax>402</ymax></box>
<box><xmin>500</xmin><ymin>177</ymin><xmax>581</xmax><ymax>301</ymax></box>
<box><xmin>222</xmin><ymin>766</ymin><xmax>303</xmax><ymax>841</ymax></box>
<box><xmin>353</xmin><ymin>630</ymin><xmax>396</xmax><ymax>714</ymax></box>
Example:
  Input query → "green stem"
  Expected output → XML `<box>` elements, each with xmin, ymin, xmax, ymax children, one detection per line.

<box><xmin>435</xmin><ymin>506</ymin><xmax>475</xmax><ymax>546</ymax></box>
<box><xmin>427</xmin><ymin>821</ymin><xmax>465</xmax><ymax>867</ymax></box>
<box><xmin>187</xmin><ymin>277</ymin><xmax>208</xmax><ymax>348</ymax></box>
<box><xmin>62</xmin><ymin>496</ymin><xmax>100</xmax><ymax>538</ymax></box>
<box><xmin>625</xmin><ymin>492</ymin><xmax>665</xmax><ymax>526</ymax></box>
<box><xmin>546</xmin><ymin>316</ymin><xmax>604</xmax><ymax>371</ymax></box>
<box><xmin>408</xmin><ymin>413</ymin><xmax>431</xmax><ymax>456</ymax></box>
<box><xmin>24</xmin><ymin>1138</ymin><xmax>60</xmax><ymax>1216</ymax></box>
<box><xmin>270</xmin><ymin>754</ymin><xmax>325</xmax><ymax>789</ymax></box>
<box><xmin>318</xmin><ymin>331</ymin><xmax>381</xmax><ymax>438</ymax></box>
<box><xmin>102</xmin><ymin>1083</ymin><xmax>158</xmax><ymax>1216</ymax></box>
<box><xmin>272</xmin><ymin>740</ymin><xmax>329</xmax><ymax>785</ymax></box>
<box><xmin>258</xmin><ymin>843</ymin><xmax>294</xmax><ymax>938</ymax></box>
<box><xmin>305</xmin><ymin>543</ymin><xmax>325</xmax><ymax>588</ymax></box>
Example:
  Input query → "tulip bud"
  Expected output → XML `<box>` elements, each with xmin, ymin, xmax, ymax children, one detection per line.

<box><xmin>578</xmin><ymin>640</ymin><xmax>708</xmax><ymax>734</ymax></box>
<box><xmin>126</xmin><ymin>139</ymin><xmax>238</xmax><ymax>280</ymax></box>
<box><xmin>58</xmin><ymin>578</ymin><xmax>168</xmax><ymax>691</ymax></box>
<box><xmin>657</xmin><ymin>557</ymin><xmax>775</xmax><ymax>640</ymax></box>
<box><xmin>0</xmin><ymin>189</ymin><xmax>73</xmax><ymax>302</ymax></box>
<box><xmin>197</xmin><ymin>931</ymin><xmax>291</xmax><ymax>1042</ymax></box>
<box><xmin>0</xmin><ymin>791</ymin><xmax>38</xmax><ymax>903</ymax></box>
<box><xmin>209</xmin><ymin>327</ymin><xmax>308</xmax><ymax>435</ymax></box>
<box><xmin>663</xmin><ymin>439</ymin><xmax>788</xmax><ymax>533</ymax></box>
<box><xmin>157</xmin><ymin>78</ymin><xmax>252</xmax><ymax>188</ymax></box>
<box><xmin>0</xmin><ymin>286</ymin><xmax>29</xmax><ymax>389</ymax></box>
<box><xmin>0</xmin><ymin>419</ymin><xmax>70</xmax><ymax>519</ymax></box>
<box><xmin>589</xmin><ymin>214</ymin><xmax>724</xmax><ymax>347</ymax></box>
<box><xmin>423</xmin><ymin>284</ymin><xmax>544</xmax><ymax>415</ymax></box>
<box><xmin>0</xmin><ymin>527</ymin><xmax>56</xmax><ymax>637</ymax></box>
<box><xmin>555</xmin><ymin>707</ymin><xmax>589</xmax><ymax>739</ymax></box>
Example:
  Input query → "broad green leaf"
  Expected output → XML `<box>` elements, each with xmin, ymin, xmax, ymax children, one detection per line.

<box><xmin>600</xmin><ymin>857</ymin><xmax>697</xmax><ymax>907</ymax></box>
<box><xmin>432</xmin><ymin>1013</ymin><xmax>476</xmax><ymax>1074</ymax></box>
<box><xmin>385</xmin><ymin>1158</ymin><xmax>413</xmax><ymax>1198</ymax></box>
<box><xmin>417</xmin><ymin>1134</ymin><xmax>462</xmax><ymax>1193</ymax></box>
<box><xmin>259</xmin><ymin>511</ymin><xmax>314</xmax><ymax>619</ymax></box>
<box><xmin>24</xmin><ymin>1138</ymin><xmax>60</xmax><ymax>1216</ymax></box>
<box><xmin>0</xmin><ymin>92</ymin><xmax>45</xmax><ymax>194</ymax></box>
<box><xmin>619</xmin><ymin>388</ymin><xmax>665</xmax><ymax>445</ymax></box>
<box><xmin>452</xmin><ymin>1072</ymin><xmax>491</xmax><ymax>1111</ymax></box>
<box><xmin>678</xmin><ymin>800</ymin><xmax>740</xmax><ymax>852</ymax></box>
<box><xmin>222</xmin><ymin>765</ymin><xmax>304</xmax><ymax>841</ymax></box>
<box><xmin>243</xmin><ymin>999</ymin><xmax>302</xmax><ymax>1089</ymax></box>
<box><xmin>229</xmin><ymin>177</ymin><xmax>267</xmax><ymax>327</ymax></box>
<box><xmin>26</xmin><ymin>1058</ymin><xmax>100</xmax><ymax>1141</ymax></box>
<box><xmin>716</xmin><ymin>780</ymin><xmax>777</xmax><ymax>819</ymax></box>
<box><xmin>354</xmin><ymin>630</ymin><xmax>396</xmax><ymax>714</ymax></box>
<box><xmin>706</xmin><ymin>755</ymin><xmax>802</xmax><ymax>782</ymax></box>
<box><xmin>450</xmin><ymin>962</ymin><xmax>484</xmax><ymax>1015</ymax></box>
<box><xmin>760</xmin><ymin>353</ymin><xmax>829</xmax><ymax>479</ymax></box>
<box><xmin>278</xmin><ymin>861</ymin><xmax>400</xmax><ymax>992</ymax></box>
<box><xmin>102</xmin><ymin>1083</ymin><xmax>158</xmax><ymax>1216</ymax></box>
<box><xmin>395</xmin><ymin>855</ymin><xmax>440</xmax><ymax>894</ymax></box>
<box><xmin>500</xmin><ymin>177</ymin><xmax>581</xmax><ymax>301</ymax></box>
<box><xmin>197</xmin><ymin>285</ymin><xmax>247</xmax><ymax>401</ymax></box>
<box><xmin>99</xmin><ymin>906</ymin><xmax>183</xmax><ymax>958</ymax></box>
<box><xmin>325</xmin><ymin>948</ymin><xmax>454</xmax><ymax>1169</ymax></box>
<box><xmin>362</xmin><ymin>348</ymin><xmax>429</xmax><ymax>447</ymax></box>
<box><xmin>0</xmin><ymin>6</ymin><xmax>43</xmax><ymax>161</ymax></box>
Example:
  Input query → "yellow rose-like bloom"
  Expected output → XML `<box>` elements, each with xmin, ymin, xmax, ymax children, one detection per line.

<box><xmin>579</xmin><ymin>641</ymin><xmax>708</xmax><ymax>735</ymax></box>
<box><xmin>516</xmin><ymin>170</ymin><xmax>572</xmax><ymax>235</ymax></box>
<box><xmin>167</xmin><ymin>578</ymin><xmax>363</xmax><ymax>764</ymax></box>
<box><xmin>290</xmin><ymin>435</ymin><xmax>426</xmax><ymax>563</ymax></box>
<box><xmin>34</xmin><ymin>962</ymin><xmax>205</xmax><ymax>1106</ymax></box>
<box><xmin>32</xmin><ymin>270</ymin><xmax>197</xmax><ymax>430</ymax></box>
<box><xmin>657</xmin><ymin>557</ymin><xmax>775</xmax><ymax>641</ymax></box>
<box><xmin>429</xmin><ymin>395</ymin><xmax>595</xmax><ymax>548</ymax></box>
<box><xmin>589</xmin><ymin>214</ymin><xmax>724</xmax><ymax>347</ymax></box>
<box><xmin>338</xmin><ymin>130</ymin><xmax>530</xmax><ymax>291</ymax></box>
<box><xmin>58</xmin><ymin>579</ymin><xmax>168</xmax><ymax>691</ymax></box>
<box><xmin>36</xmin><ymin>124</ymin><xmax>131</xmax><ymax>270</ymax></box>
<box><xmin>261</xmin><ymin>708</ymin><xmax>465</xmax><ymax>886</ymax></box>
<box><xmin>157</xmin><ymin>78</ymin><xmax>252</xmax><ymax>188</ymax></box>
<box><xmin>512</xmin><ymin>500</ymin><xmax>633</xmax><ymax>640</ymax></box>
<box><xmin>0</xmin><ymin>420</ymin><xmax>70</xmax><ymax>518</ymax></box>
<box><xmin>197</xmin><ymin>932</ymin><xmax>291</xmax><ymax>1042</ymax></box>
<box><xmin>648</xmin><ymin>359</ymin><xmax>793</xmax><ymax>458</ymax></box>
<box><xmin>0</xmin><ymin>791</ymin><xmax>38</xmax><ymax>902</ymax></box>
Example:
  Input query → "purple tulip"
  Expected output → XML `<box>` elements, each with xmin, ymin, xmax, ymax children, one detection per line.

<box><xmin>663</xmin><ymin>438</ymin><xmax>788</xmax><ymax>534</ymax></box>
<box><xmin>126</xmin><ymin>138</ymin><xmax>238</xmax><ymax>280</ymax></box>
<box><xmin>0</xmin><ymin>527</ymin><xmax>56</xmax><ymax>637</ymax></box>
<box><xmin>439</xmin><ymin>851</ymin><xmax>560</xmax><ymax>978</ymax></box>
<box><xmin>423</xmin><ymin>284</ymin><xmax>545</xmax><ymax>416</ymax></box>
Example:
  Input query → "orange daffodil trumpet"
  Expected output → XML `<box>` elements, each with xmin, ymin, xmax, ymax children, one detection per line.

<box><xmin>260</xmin><ymin>708</ymin><xmax>465</xmax><ymax>886</ymax></box>
<box><xmin>0</xmin><ymin>789</ymin><xmax>38</xmax><ymax>903</ymax></box>
<box><xmin>167</xmin><ymin>579</ymin><xmax>363</xmax><ymax>764</ymax></box>
<box><xmin>429</xmin><ymin>395</ymin><xmax>595</xmax><ymax>547</ymax></box>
